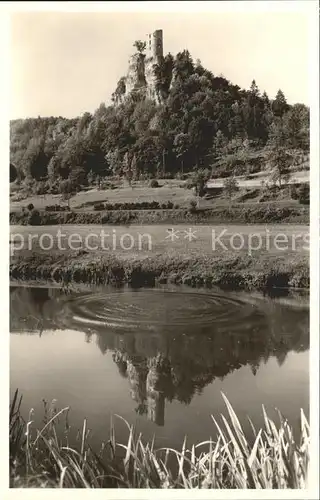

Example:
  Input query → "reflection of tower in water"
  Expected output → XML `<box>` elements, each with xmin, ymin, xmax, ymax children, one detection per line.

<box><xmin>113</xmin><ymin>351</ymin><xmax>169</xmax><ymax>426</ymax></box>
<box><xmin>146</xmin><ymin>355</ymin><xmax>169</xmax><ymax>427</ymax></box>
<box><xmin>147</xmin><ymin>391</ymin><xmax>165</xmax><ymax>427</ymax></box>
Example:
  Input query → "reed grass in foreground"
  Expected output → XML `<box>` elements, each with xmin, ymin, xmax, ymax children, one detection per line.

<box><xmin>10</xmin><ymin>390</ymin><xmax>309</xmax><ymax>489</ymax></box>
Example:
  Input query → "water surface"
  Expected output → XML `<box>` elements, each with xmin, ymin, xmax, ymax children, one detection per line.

<box><xmin>10</xmin><ymin>284</ymin><xmax>309</xmax><ymax>450</ymax></box>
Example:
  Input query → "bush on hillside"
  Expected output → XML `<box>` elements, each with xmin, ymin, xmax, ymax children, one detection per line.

<box><xmin>28</xmin><ymin>209</ymin><xmax>40</xmax><ymax>225</ymax></box>
<box><xmin>45</xmin><ymin>205</ymin><xmax>68</xmax><ymax>212</ymax></box>
<box><xmin>189</xmin><ymin>200</ymin><xmax>197</xmax><ymax>213</ymax></box>
<box><xmin>298</xmin><ymin>183</ymin><xmax>309</xmax><ymax>205</ymax></box>
<box><xmin>93</xmin><ymin>202</ymin><xmax>105</xmax><ymax>211</ymax></box>
<box><xmin>290</xmin><ymin>185</ymin><xmax>299</xmax><ymax>200</ymax></box>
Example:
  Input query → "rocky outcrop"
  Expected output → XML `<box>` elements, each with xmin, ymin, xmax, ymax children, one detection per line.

<box><xmin>113</xmin><ymin>30</ymin><xmax>165</xmax><ymax>105</ymax></box>
<box><xmin>144</xmin><ymin>56</ymin><xmax>160</xmax><ymax>103</ymax></box>
<box><xmin>126</xmin><ymin>53</ymin><xmax>147</xmax><ymax>95</ymax></box>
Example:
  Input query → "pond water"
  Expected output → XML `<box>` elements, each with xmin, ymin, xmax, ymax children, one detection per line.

<box><xmin>10</xmin><ymin>284</ymin><xmax>309</xmax><ymax>451</ymax></box>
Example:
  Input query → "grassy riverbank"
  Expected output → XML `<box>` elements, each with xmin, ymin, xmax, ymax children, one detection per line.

<box><xmin>10</xmin><ymin>220</ymin><xmax>309</xmax><ymax>290</ymax></box>
<box><xmin>10</xmin><ymin>390</ymin><xmax>310</xmax><ymax>489</ymax></box>
<box><xmin>10</xmin><ymin>251</ymin><xmax>309</xmax><ymax>290</ymax></box>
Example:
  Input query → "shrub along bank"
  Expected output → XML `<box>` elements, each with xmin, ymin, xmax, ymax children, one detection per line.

<box><xmin>10</xmin><ymin>251</ymin><xmax>309</xmax><ymax>290</ymax></box>
<box><xmin>10</xmin><ymin>204</ymin><xmax>309</xmax><ymax>226</ymax></box>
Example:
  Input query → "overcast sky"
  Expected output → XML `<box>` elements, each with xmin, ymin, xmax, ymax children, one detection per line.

<box><xmin>10</xmin><ymin>8</ymin><xmax>311</xmax><ymax>119</ymax></box>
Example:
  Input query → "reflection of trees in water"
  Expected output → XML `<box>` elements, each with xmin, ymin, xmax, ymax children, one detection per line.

<box><xmin>10</xmin><ymin>286</ymin><xmax>70</xmax><ymax>333</ymax></box>
<box><xmin>10</xmin><ymin>287</ymin><xmax>50</xmax><ymax>332</ymax></box>
<box><xmin>10</xmin><ymin>286</ymin><xmax>309</xmax><ymax>426</ymax></box>
<box><xmin>108</xmin><ymin>308</ymin><xmax>308</xmax><ymax>426</ymax></box>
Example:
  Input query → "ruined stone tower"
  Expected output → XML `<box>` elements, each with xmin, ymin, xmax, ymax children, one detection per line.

<box><xmin>145</xmin><ymin>29</ymin><xmax>164</xmax><ymax>102</ymax></box>
<box><xmin>146</xmin><ymin>29</ymin><xmax>163</xmax><ymax>60</ymax></box>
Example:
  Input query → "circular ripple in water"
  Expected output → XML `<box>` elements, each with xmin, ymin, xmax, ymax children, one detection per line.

<box><xmin>58</xmin><ymin>289</ymin><xmax>260</xmax><ymax>333</ymax></box>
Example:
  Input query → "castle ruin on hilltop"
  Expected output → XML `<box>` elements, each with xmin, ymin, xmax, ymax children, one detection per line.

<box><xmin>113</xmin><ymin>29</ymin><xmax>164</xmax><ymax>105</ymax></box>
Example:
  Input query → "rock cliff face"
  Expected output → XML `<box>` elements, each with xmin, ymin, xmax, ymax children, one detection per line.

<box><xmin>113</xmin><ymin>30</ymin><xmax>165</xmax><ymax>105</ymax></box>
<box><xmin>125</xmin><ymin>53</ymin><xmax>147</xmax><ymax>94</ymax></box>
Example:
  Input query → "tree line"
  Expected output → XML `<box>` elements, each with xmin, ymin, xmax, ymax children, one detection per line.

<box><xmin>10</xmin><ymin>47</ymin><xmax>309</xmax><ymax>193</ymax></box>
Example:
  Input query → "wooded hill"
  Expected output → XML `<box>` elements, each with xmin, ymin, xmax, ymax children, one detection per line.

<box><xmin>10</xmin><ymin>47</ymin><xmax>309</xmax><ymax>192</ymax></box>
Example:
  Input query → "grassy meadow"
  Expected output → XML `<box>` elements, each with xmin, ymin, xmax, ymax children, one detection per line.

<box><xmin>10</xmin><ymin>223</ymin><xmax>308</xmax><ymax>258</ymax></box>
<box><xmin>10</xmin><ymin>180</ymin><xmax>194</xmax><ymax>212</ymax></box>
<box><xmin>9</xmin><ymin>177</ymin><xmax>309</xmax><ymax>289</ymax></box>
<box><xmin>10</xmin><ymin>177</ymin><xmax>307</xmax><ymax>213</ymax></box>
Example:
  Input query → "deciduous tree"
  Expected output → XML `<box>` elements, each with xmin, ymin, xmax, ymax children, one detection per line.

<box><xmin>223</xmin><ymin>176</ymin><xmax>239</xmax><ymax>206</ymax></box>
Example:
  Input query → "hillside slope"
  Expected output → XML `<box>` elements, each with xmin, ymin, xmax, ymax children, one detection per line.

<box><xmin>10</xmin><ymin>45</ymin><xmax>309</xmax><ymax>193</ymax></box>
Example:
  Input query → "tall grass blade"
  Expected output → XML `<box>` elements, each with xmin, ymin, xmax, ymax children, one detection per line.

<box><xmin>9</xmin><ymin>390</ymin><xmax>310</xmax><ymax>490</ymax></box>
